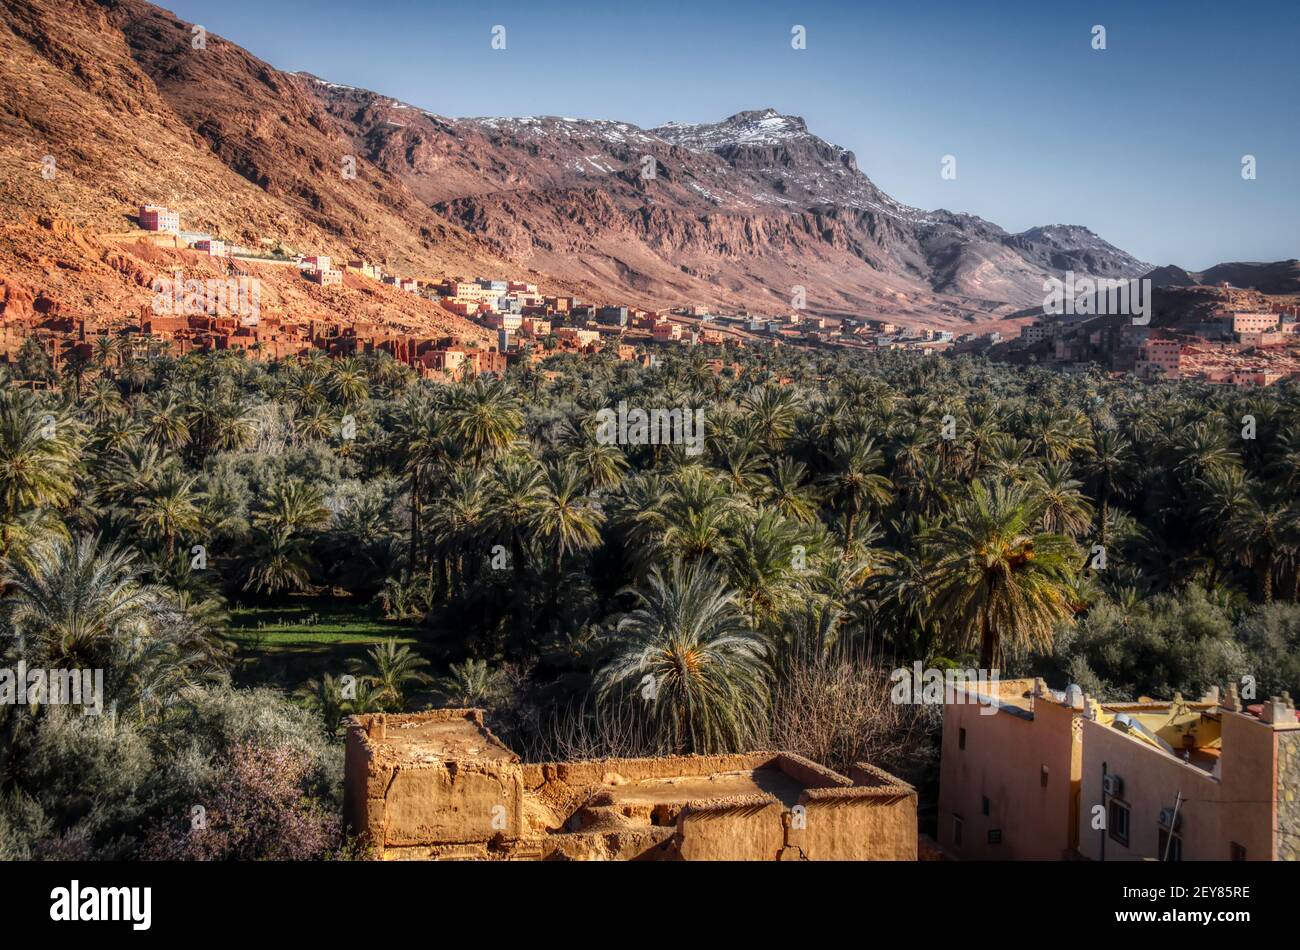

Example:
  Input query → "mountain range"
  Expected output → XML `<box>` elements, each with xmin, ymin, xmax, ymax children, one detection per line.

<box><xmin>0</xmin><ymin>0</ymin><xmax>1292</xmax><ymax>337</ymax></box>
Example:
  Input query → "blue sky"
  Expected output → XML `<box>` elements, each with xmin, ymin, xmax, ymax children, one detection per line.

<box><xmin>162</xmin><ymin>0</ymin><xmax>1298</xmax><ymax>269</ymax></box>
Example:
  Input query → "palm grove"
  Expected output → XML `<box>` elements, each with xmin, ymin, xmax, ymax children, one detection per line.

<box><xmin>3</xmin><ymin>336</ymin><xmax>1300</xmax><ymax>858</ymax></box>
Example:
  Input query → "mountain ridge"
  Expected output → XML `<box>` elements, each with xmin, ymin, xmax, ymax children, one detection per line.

<box><xmin>4</xmin><ymin>0</ymin><xmax>1290</xmax><ymax>337</ymax></box>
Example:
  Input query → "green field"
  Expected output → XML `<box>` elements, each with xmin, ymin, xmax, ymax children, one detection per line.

<box><xmin>227</xmin><ymin>599</ymin><xmax>425</xmax><ymax>690</ymax></box>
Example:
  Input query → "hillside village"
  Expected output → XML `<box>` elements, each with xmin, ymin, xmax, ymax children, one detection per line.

<box><xmin>0</xmin><ymin>203</ymin><xmax>971</xmax><ymax>383</ymax></box>
<box><xmin>2</xmin><ymin>202</ymin><xmax>1298</xmax><ymax>393</ymax></box>
<box><xmin>1000</xmin><ymin>282</ymin><xmax>1300</xmax><ymax>388</ymax></box>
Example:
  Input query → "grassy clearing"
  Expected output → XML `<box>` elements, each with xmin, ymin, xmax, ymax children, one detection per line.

<box><xmin>226</xmin><ymin>598</ymin><xmax>425</xmax><ymax>691</ymax></box>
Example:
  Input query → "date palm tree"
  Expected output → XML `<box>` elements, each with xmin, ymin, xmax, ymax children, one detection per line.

<box><xmin>395</xmin><ymin>392</ymin><xmax>445</xmax><ymax>577</ymax></box>
<box><xmin>0</xmin><ymin>389</ymin><xmax>80</xmax><ymax>559</ymax></box>
<box><xmin>134</xmin><ymin>467</ymin><xmax>204</xmax><ymax>560</ymax></box>
<box><xmin>652</xmin><ymin>467</ymin><xmax>739</xmax><ymax>563</ymax></box>
<box><xmin>741</xmin><ymin>383</ymin><xmax>800</xmax><ymax>450</ymax></box>
<box><xmin>759</xmin><ymin>457</ymin><xmax>821</xmax><ymax>524</ymax></box>
<box><xmin>297</xmin><ymin>672</ymin><xmax>351</xmax><ymax>732</ymax></box>
<box><xmin>432</xmin><ymin>658</ymin><xmax>508</xmax><ymax>708</ymax></box>
<box><xmin>93</xmin><ymin>335</ymin><xmax>123</xmax><ymax>380</ymax></box>
<box><xmin>243</xmin><ymin>526</ymin><xmax>314</xmax><ymax>595</ymax></box>
<box><xmin>447</xmin><ymin>378</ymin><xmax>523</xmax><ymax>464</ymax></box>
<box><xmin>556</xmin><ymin>418</ymin><xmax>626</xmax><ymax>491</ymax></box>
<box><xmin>83</xmin><ymin>377</ymin><xmax>124</xmax><ymax>425</ymax></box>
<box><xmin>1083</xmin><ymin>428</ymin><xmax>1134</xmax><ymax>546</ymax></box>
<box><xmin>1173</xmin><ymin>421</ymin><xmax>1240</xmax><ymax>483</ymax></box>
<box><xmin>820</xmin><ymin>434</ymin><xmax>893</xmax><ymax>551</ymax></box>
<box><xmin>531</xmin><ymin>462</ymin><xmax>604</xmax><ymax>581</ymax></box>
<box><xmin>424</xmin><ymin>466</ymin><xmax>490</xmax><ymax>591</ymax></box>
<box><xmin>925</xmin><ymin>481</ymin><xmax>1078</xmax><ymax>669</ymax></box>
<box><xmin>596</xmin><ymin>560</ymin><xmax>770</xmax><ymax>754</ymax></box>
<box><xmin>295</xmin><ymin>406</ymin><xmax>334</xmax><ymax>442</ymax></box>
<box><xmin>717</xmin><ymin>442</ymin><xmax>766</xmax><ymax>496</ymax></box>
<box><xmin>253</xmin><ymin>480</ymin><xmax>330</xmax><ymax>537</ymax></box>
<box><xmin>721</xmin><ymin>509</ymin><xmax>811</xmax><ymax>628</ymax></box>
<box><xmin>141</xmin><ymin>394</ymin><xmax>191</xmax><ymax>451</ymax></box>
<box><xmin>1030</xmin><ymin>460</ymin><xmax>1093</xmax><ymax>539</ymax></box>
<box><xmin>329</xmin><ymin>357</ymin><xmax>369</xmax><ymax>409</ymax></box>
<box><xmin>1223</xmin><ymin>488</ymin><xmax>1294</xmax><ymax>604</ymax></box>
<box><xmin>2</xmin><ymin>534</ymin><xmax>157</xmax><ymax>668</ymax></box>
<box><xmin>350</xmin><ymin>638</ymin><xmax>432</xmax><ymax>711</ymax></box>
<box><xmin>487</xmin><ymin>458</ymin><xmax>545</xmax><ymax>579</ymax></box>
<box><xmin>1035</xmin><ymin>411</ymin><xmax>1088</xmax><ymax>464</ymax></box>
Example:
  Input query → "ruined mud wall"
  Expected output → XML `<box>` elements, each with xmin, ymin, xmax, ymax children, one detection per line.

<box><xmin>344</xmin><ymin>712</ymin><xmax>920</xmax><ymax>861</ymax></box>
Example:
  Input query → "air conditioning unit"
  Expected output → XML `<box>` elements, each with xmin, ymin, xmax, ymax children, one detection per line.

<box><xmin>1102</xmin><ymin>774</ymin><xmax>1124</xmax><ymax>797</ymax></box>
<box><xmin>1158</xmin><ymin>807</ymin><xmax>1182</xmax><ymax>831</ymax></box>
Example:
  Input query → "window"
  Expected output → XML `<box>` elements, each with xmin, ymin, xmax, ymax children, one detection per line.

<box><xmin>981</xmin><ymin>796</ymin><xmax>990</xmax><ymax>816</ymax></box>
<box><xmin>1230</xmin><ymin>842</ymin><xmax>1247</xmax><ymax>862</ymax></box>
<box><xmin>952</xmin><ymin>815</ymin><xmax>963</xmax><ymax>847</ymax></box>
<box><xmin>958</xmin><ymin>727</ymin><xmax>966</xmax><ymax>750</ymax></box>
<box><xmin>1159</xmin><ymin>827</ymin><xmax>1183</xmax><ymax>862</ymax></box>
<box><xmin>987</xmin><ymin>829</ymin><xmax>1002</xmax><ymax>845</ymax></box>
<box><xmin>1108</xmin><ymin>800</ymin><xmax>1130</xmax><ymax>847</ymax></box>
<box><xmin>1041</xmin><ymin>765</ymin><xmax>1049</xmax><ymax>788</ymax></box>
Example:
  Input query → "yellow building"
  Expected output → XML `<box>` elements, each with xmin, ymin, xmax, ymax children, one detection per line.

<box><xmin>1078</xmin><ymin>687</ymin><xmax>1299</xmax><ymax>862</ymax></box>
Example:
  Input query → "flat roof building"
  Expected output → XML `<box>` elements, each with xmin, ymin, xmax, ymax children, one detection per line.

<box><xmin>344</xmin><ymin>709</ymin><xmax>918</xmax><ymax>861</ymax></box>
<box><xmin>139</xmin><ymin>205</ymin><xmax>179</xmax><ymax>232</ymax></box>
<box><xmin>939</xmin><ymin>678</ymin><xmax>1300</xmax><ymax>861</ymax></box>
<box><xmin>1079</xmin><ymin>687</ymin><xmax>1299</xmax><ymax>862</ymax></box>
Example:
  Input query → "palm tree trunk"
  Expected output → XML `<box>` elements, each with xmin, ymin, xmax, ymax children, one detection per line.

<box><xmin>979</xmin><ymin>574</ymin><xmax>998</xmax><ymax>671</ymax></box>
<box><xmin>512</xmin><ymin>530</ymin><xmax>526</xmax><ymax>581</ymax></box>
<box><xmin>1098</xmin><ymin>481</ymin><xmax>1110</xmax><ymax>548</ymax></box>
<box><xmin>407</xmin><ymin>469</ymin><xmax>421</xmax><ymax>578</ymax></box>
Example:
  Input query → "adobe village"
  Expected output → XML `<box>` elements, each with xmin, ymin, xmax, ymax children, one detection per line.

<box><xmin>343</xmin><ymin>678</ymin><xmax>1299</xmax><ymax>860</ymax></box>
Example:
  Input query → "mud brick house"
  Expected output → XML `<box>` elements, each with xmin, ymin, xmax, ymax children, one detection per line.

<box><xmin>344</xmin><ymin>709</ymin><xmax>917</xmax><ymax>861</ymax></box>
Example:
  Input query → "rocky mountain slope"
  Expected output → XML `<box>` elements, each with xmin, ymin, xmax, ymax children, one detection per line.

<box><xmin>1</xmin><ymin>0</ymin><xmax>1167</xmax><ymax>333</ymax></box>
<box><xmin>1143</xmin><ymin>260</ymin><xmax>1300</xmax><ymax>296</ymax></box>
<box><xmin>314</xmin><ymin>93</ymin><xmax>1152</xmax><ymax>327</ymax></box>
<box><xmin>0</xmin><ymin>0</ymin><xmax>506</xmax><ymax>337</ymax></box>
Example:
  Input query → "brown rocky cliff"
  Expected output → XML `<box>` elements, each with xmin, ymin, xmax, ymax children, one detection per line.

<box><xmin>0</xmin><ymin>0</ymin><xmax>499</xmax><ymax>336</ymax></box>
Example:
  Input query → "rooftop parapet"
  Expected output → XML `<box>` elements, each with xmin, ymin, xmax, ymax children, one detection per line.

<box><xmin>344</xmin><ymin>711</ymin><xmax>917</xmax><ymax>860</ymax></box>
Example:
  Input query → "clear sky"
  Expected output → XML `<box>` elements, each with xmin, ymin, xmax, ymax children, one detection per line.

<box><xmin>161</xmin><ymin>0</ymin><xmax>1298</xmax><ymax>270</ymax></box>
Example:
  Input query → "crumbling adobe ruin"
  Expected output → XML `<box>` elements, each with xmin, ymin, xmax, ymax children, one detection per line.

<box><xmin>343</xmin><ymin>709</ymin><xmax>917</xmax><ymax>860</ymax></box>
